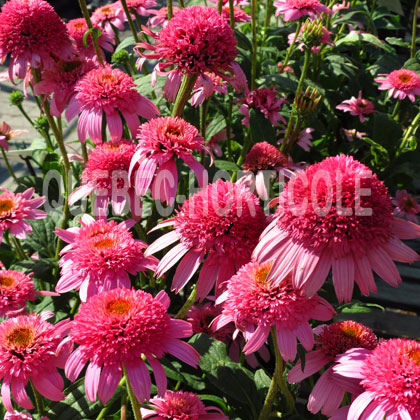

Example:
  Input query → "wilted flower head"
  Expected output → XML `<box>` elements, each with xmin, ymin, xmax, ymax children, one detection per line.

<box><xmin>254</xmin><ymin>154</ymin><xmax>420</xmax><ymax>302</ymax></box>
<box><xmin>137</xmin><ymin>6</ymin><xmax>245</xmax><ymax>102</ymax></box>
<box><xmin>375</xmin><ymin>69</ymin><xmax>420</xmax><ymax>102</ymax></box>
<box><xmin>214</xmin><ymin>261</ymin><xmax>335</xmax><ymax>361</ymax></box>
<box><xmin>332</xmin><ymin>1</ymin><xmax>350</xmax><ymax>13</ymax></box>
<box><xmin>0</xmin><ymin>0</ymin><xmax>74</xmax><ymax>81</ymax></box>
<box><xmin>333</xmin><ymin>338</ymin><xmax>420</xmax><ymax>420</ymax></box>
<box><xmin>65</xmin><ymin>66</ymin><xmax>159</xmax><ymax>144</ymax></box>
<box><xmin>0</xmin><ymin>188</ymin><xmax>46</xmax><ymax>243</ymax></box>
<box><xmin>55</xmin><ymin>215</ymin><xmax>158</xmax><ymax>301</ymax></box>
<box><xmin>191</xmin><ymin>72</ymin><xmax>228</xmax><ymax>107</ymax></box>
<box><xmin>130</xmin><ymin>117</ymin><xmax>211</xmax><ymax>205</ymax></box>
<box><xmin>393</xmin><ymin>189</ymin><xmax>420</xmax><ymax>223</ymax></box>
<box><xmin>0</xmin><ymin>314</ymin><xmax>71</xmax><ymax>412</ymax></box>
<box><xmin>141</xmin><ymin>390</ymin><xmax>229</xmax><ymax>419</ymax></box>
<box><xmin>288</xmin><ymin>320</ymin><xmax>377</xmax><ymax>416</ymax></box>
<box><xmin>239</xmin><ymin>88</ymin><xmax>287</xmax><ymax>126</ymax></box>
<box><xmin>336</xmin><ymin>91</ymin><xmax>375</xmax><ymax>122</ymax></box>
<box><xmin>67</xmin><ymin>18</ymin><xmax>115</xmax><ymax>59</ymax></box>
<box><xmin>69</xmin><ymin>140</ymin><xmax>141</xmax><ymax>219</ymax></box>
<box><xmin>274</xmin><ymin>0</ymin><xmax>331</xmax><ymax>22</ymax></box>
<box><xmin>146</xmin><ymin>180</ymin><xmax>267</xmax><ymax>300</ymax></box>
<box><xmin>65</xmin><ymin>288</ymin><xmax>200</xmax><ymax>404</ymax></box>
<box><xmin>0</xmin><ymin>122</ymin><xmax>27</xmax><ymax>151</ymax></box>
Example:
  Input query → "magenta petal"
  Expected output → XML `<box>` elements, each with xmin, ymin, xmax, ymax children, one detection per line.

<box><xmin>243</xmin><ymin>325</ymin><xmax>270</xmax><ymax>355</ymax></box>
<box><xmin>348</xmin><ymin>391</ymin><xmax>375</xmax><ymax>420</ymax></box>
<box><xmin>392</xmin><ymin>217</ymin><xmax>420</xmax><ymax>239</ymax></box>
<box><xmin>135</xmin><ymin>156</ymin><xmax>158</xmax><ymax>196</ymax></box>
<box><xmin>31</xmin><ymin>371</ymin><xmax>65</xmax><ymax>401</ymax></box>
<box><xmin>11</xmin><ymin>379</ymin><xmax>34</xmax><ymax>410</ymax></box>
<box><xmin>145</xmin><ymin>230</ymin><xmax>180</xmax><ymax>256</ymax></box>
<box><xmin>107</xmin><ymin>112</ymin><xmax>123</xmax><ymax>142</ymax></box>
<box><xmin>98</xmin><ymin>364</ymin><xmax>121</xmax><ymax>404</ymax></box>
<box><xmin>77</xmin><ymin>110</ymin><xmax>89</xmax><ymax>143</ymax></box>
<box><xmin>122</xmin><ymin>111</ymin><xmax>141</xmax><ymax>139</ymax></box>
<box><xmin>368</xmin><ymin>247</ymin><xmax>401</xmax><ymax>287</ymax></box>
<box><xmin>182</xmin><ymin>154</ymin><xmax>208</xmax><ymax>188</ymax></box>
<box><xmin>196</xmin><ymin>254</ymin><xmax>219</xmax><ymax>301</ymax></box>
<box><xmin>288</xmin><ymin>350</ymin><xmax>328</xmax><ymax>383</ymax></box>
<box><xmin>294</xmin><ymin>323</ymin><xmax>314</xmax><ymax>351</ymax></box>
<box><xmin>1</xmin><ymin>377</ymin><xmax>13</xmax><ymax>412</ymax></box>
<box><xmin>383</xmin><ymin>237</ymin><xmax>419</xmax><ymax>263</ymax></box>
<box><xmin>275</xmin><ymin>327</ymin><xmax>297</xmax><ymax>362</ymax></box>
<box><xmin>171</xmin><ymin>248</ymin><xmax>203</xmax><ymax>293</ymax></box>
<box><xmin>147</xmin><ymin>357</ymin><xmax>167</xmax><ymax>397</ymax></box>
<box><xmin>354</xmin><ymin>256</ymin><xmax>376</xmax><ymax>295</ymax></box>
<box><xmin>332</xmin><ymin>255</ymin><xmax>355</xmax><ymax>303</ymax></box>
<box><xmin>85</xmin><ymin>361</ymin><xmax>102</xmax><ymax>402</ymax></box>
<box><xmin>125</xmin><ymin>359</ymin><xmax>151</xmax><ymax>403</ymax></box>
<box><xmin>165</xmin><ymin>339</ymin><xmax>200</xmax><ymax>367</ymax></box>
<box><xmin>65</xmin><ymin>347</ymin><xmax>87</xmax><ymax>381</ymax></box>
<box><xmin>155</xmin><ymin>243</ymin><xmax>190</xmax><ymax>278</ymax></box>
<box><xmin>154</xmin><ymin>290</ymin><xmax>170</xmax><ymax>308</ymax></box>
<box><xmin>136</xmin><ymin>95</ymin><xmax>160</xmax><ymax>119</ymax></box>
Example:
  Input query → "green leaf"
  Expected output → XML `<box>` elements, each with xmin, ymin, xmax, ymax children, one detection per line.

<box><xmin>115</xmin><ymin>35</ymin><xmax>135</xmax><ymax>53</ymax></box>
<box><xmin>7</xmin><ymin>138</ymin><xmax>47</xmax><ymax>157</ymax></box>
<box><xmin>378</xmin><ymin>0</ymin><xmax>403</xmax><ymax>15</ymax></box>
<box><xmin>254</xmin><ymin>369</ymin><xmax>271</xmax><ymax>393</ymax></box>
<box><xmin>403</xmin><ymin>58</ymin><xmax>420</xmax><ymax>73</ymax></box>
<box><xmin>11</xmin><ymin>258</ymin><xmax>57</xmax><ymax>282</ymax></box>
<box><xmin>336</xmin><ymin>32</ymin><xmax>394</xmax><ymax>53</ymax></box>
<box><xmin>214</xmin><ymin>160</ymin><xmax>240</xmax><ymax>171</ymax></box>
<box><xmin>372</xmin><ymin>112</ymin><xmax>402</xmax><ymax>151</ymax></box>
<box><xmin>385</xmin><ymin>37</ymin><xmax>410</xmax><ymax>48</ymax></box>
<box><xmin>205</xmin><ymin>114</ymin><xmax>227</xmax><ymax>142</ymax></box>
<box><xmin>249</xmin><ymin>108</ymin><xmax>277</xmax><ymax>143</ymax></box>
<box><xmin>189</xmin><ymin>334</ymin><xmax>258</xmax><ymax>412</ymax></box>
<box><xmin>134</xmin><ymin>73</ymin><xmax>166</xmax><ymax>97</ymax></box>
<box><xmin>257</xmin><ymin>74</ymin><xmax>298</xmax><ymax>93</ymax></box>
<box><xmin>234</xmin><ymin>29</ymin><xmax>252</xmax><ymax>51</ymax></box>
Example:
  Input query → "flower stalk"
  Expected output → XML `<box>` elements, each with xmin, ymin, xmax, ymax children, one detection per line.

<box><xmin>172</xmin><ymin>73</ymin><xmax>198</xmax><ymax>117</ymax></box>
<box><xmin>123</xmin><ymin>365</ymin><xmax>143</xmax><ymax>420</ymax></box>
<box><xmin>251</xmin><ymin>0</ymin><xmax>258</xmax><ymax>90</ymax></box>
<box><xmin>281</xmin><ymin>21</ymin><xmax>302</xmax><ymax>71</ymax></box>
<box><xmin>411</xmin><ymin>0</ymin><xmax>420</xmax><ymax>58</ymax></box>
<box><xmin>120</xmin><ymin>0</ymin><xmax>141</xmax><ymax>43</ymax></box>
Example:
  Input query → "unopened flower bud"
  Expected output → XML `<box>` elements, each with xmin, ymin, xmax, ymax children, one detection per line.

<box><xmin>112</xmin><ymin>49</ymin><xmax>130</xmax><ymax>66</ymax></box>
<box><xmin>9</xmin><ymin>91</ymin><xmax>24</xmax><ymax>107</ymax></box>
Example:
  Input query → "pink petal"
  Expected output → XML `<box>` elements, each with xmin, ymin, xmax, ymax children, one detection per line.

<box><xmin>97</xmin><ymin>364</ymin><xmax>121</xmax><ymax>404</ymax></box>
<box><xmin>106</xmin><ymin>112</ymin><xmax>123</xmax><ymax>142</ymax></box>
<box><xmin>125</xmin><ymin>359</ymin><xmax>151</xmax><ymax>403</ymax></box>
<box><xmin>243</xmin><ymin>325</ymin><xmax>270</xmax><ymax>354</ymax></box>
<box><xmin>65</xmin><ymin>347</ymin><xmax>87</xmax><ymax>381</ymax></box>
<box><xmin>332</xmin><ymin>255</ymin><xmax>355</xmax><ymax>303</ymax></box>
<box><xmin>31</xmin><ymin>371</ymin><xmax>65</xmax><ymax>401</ymax></box>
<box><xmin>147</xmin><ymin>357</ymin><xmax>167</xmax><ymax>397</ymax></box>
<box><xmin>294</xmin><ymin>323</ymin><xmax>314</xmax><ymax>351</ymax></box>
<box><xmin>354</xmin><ymin>255</ymin><xmax>376</xmax><ymax>295</ymax></box>
<box><xmin>392</xmin><ymin>217</ymin><xmax>420</xmax><ymax>239</ymax></box>
<box><xmin>1</xmin><ymin>377</ymin><xmax>13</xmax><ymax>412</ymax></box>
<box><xmin>165</xmin><ymin>340</ymin><xmax>200</xmax><ymax>367</ymax></box>
<box><xmin>288</xmin><ymin>350</ymin><xmax>329</xmax><ymax>383</ymax></box>
<box><xmin>368</xmin><ymin>247</ymin><xmax>401</xmax><ymax>287</ymax></box>
<box><xmin>182</xmin><ymin>154</ymin><xmax>208</xmax><ymax>188</ymax></box>
<box><xmin>155</xmin><ymin>243</ymin><xmax>190</xmax><ymax>277</ymax></box>
<box><xmin>383</xmin><ymin>237</ymin><xmax>419</xmax><ymax>263</ymax></box>
<box><xmin>85</xmin><ymin>361</ymin><xmax>102</xmax><ymax>402</ymax></box>
<box><xmin>154</xmin><ymin>290</ymin><xmax>170</xmax><ymax>308</ymax></box>
<box><xmin>275</xmin><ymin>328</ymin><xmax>297</xmax><ymax>362</ymax></box>
<box><xmin>68</xmin><ymin>184</ymin><xmax>95</xmax><ymax>206</ymax></box>
<box><xmin>172</xmin><ymin>248</ymin><xmax>203</xmax><ymax>293</ymax></box>
<box><xmin>134</xmin><ymin>156</ymin><xmax>158</xmax><ymax>196</ymax></box>
<box><xmin>348</xmin><ymin>392</ymin><xmax>375</xmax><ymax>420</ymax></box>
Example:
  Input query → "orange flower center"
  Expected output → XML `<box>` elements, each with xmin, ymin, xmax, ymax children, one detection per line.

<box><xmin>6</xmin><ymin>327</ymin><xmax>33</xmax><ymax>347</ymax></box>
<box><xmin>340</xmin><ymin>324</ymin><xmax>361</xmax><ymax>338</ymax></box>
<box><xmin>408</xmin><ymin>348</ymin><xmax>420</xmax><ymax>365</ymax></box>
<box><xmin>0</xmin><ymin>275</ymin><xmax>15</xmax><ymax>288</ymax></box>
<box><xmin>106</xmin><ymin>298</ymin><xmax>131</xmax><ymax>315</ymax></box>
<box><xmin>166</xmin><ymin>126</ymin><xmax>183</xmax><ymax>137</ymax></box>
<box><xmin>0</xmin><ymin>198</ymin><xmax>15</xmax><ymax>216</ymax></box>
<box><xmin>254</xmin><ymin>261</ymin><xmax>274</xmax><ymax>284</ymax></box>
<box><xmin>398</xmin><ymin>74</ymin><xmax>412</xmax><ymax>84</ymax></box>
<box><xmin>74</xmin><ymin>22</ymin><xmax>85</xmax><ymax>30</ymax></box>
<box><xmin>94</xmin><ymin>238</ymin><xmax>116</xmax><ymax>249</ymax></box>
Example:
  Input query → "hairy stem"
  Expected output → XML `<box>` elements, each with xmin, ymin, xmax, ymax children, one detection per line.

<box><xmin>1</xmin><ymin>148</ymin><xmax>19</xmax><ymax>183</ymax></box>
<box><xmin>172</xmin><ymin>73</ymin><xmax>198</xmax><ymax>117</ymax></box>
<box><xmin>175</xmin><ymin>285</ymin><xmax>197</xmax><ymax>319</ymax></box>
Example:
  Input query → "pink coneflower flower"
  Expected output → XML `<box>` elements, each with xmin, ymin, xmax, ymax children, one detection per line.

<box><xmin>69</xmin><ymin>140</ymin><xmax>141</xmax><ymax>219</ymax></box>
<box><xmin>274</xmin><ymin>0</ymin><xmax>331</xmax><ymax>22</ymax></box>
<box><xmin>296</xmin><ymin>127</ymin><xmax>315</xmax><ymax>151</ymax></box>
<box><xmin>0</xmin><ymin>122</ymin><xmax>27</xmax><ymax>151</ymax></box>
<box><xmin>288</xmin><ymin>321</ymin><xmax>377</xmax><ymax>416</ymax></box>
<box><xmin>149</xmin><ymin>6</ymin><xmax>180</xmax><ymax>28</ymax></box>
<box><xmin>253</xmin><ymin>154</ymin><xmax>420</xmax><ymax>302</ymax></box>
<box><xmin>336</xmin><ymin>91</ymin><xmax>375</xmax><ymax>122</ymax></box>
<box><xmin>0</xmin><ymin>270</ymin><xmax>36</xmax><ymax>317</ymax></box>
<box><xmin>65</xmin><ymin>66</ymin><xmax>159</xmax><ymax>145</ymax></box>
<box><xmin>67</xmin><ymin>18</ymin><xmax>115</xmax><ymax>59</ymax></box>
<box><xmin>137</xmin><ymin>6</ymin><xmax>244</xmax><ymax>102</ymax></box>
<box><xmin>141</xmin><ymin>390</ymin><xmax>228</xmax><ymax>419</ymax></box>
<box><xmin>238</xmin><ymin>142</ymin><xmax>288</xmax><ymax>201</ymax></box>
<box><xmin>0</xmin><ymin>188</ymin><xmax>46</xmax><ymax>243</ymax></box>
<box><xmin>239</xmin><ymin>88</ymin><xmax>287</xmax><ymax>126</ymax></box>
<box><xmin>221</xmin><ymin>6</ymin><xmax>251</xmax><ymax>23</ymax></box>
<box><xmin>333</xmin><ymin>338</ymin><xmax>420</xmax><ymax>420</ymax></box>
<box><xmin>213</xmin><ymin>261</ymin><xmax>334</xmax><ymax>361</ymax></box>
<box><xmin>65</xmin><ymin>288</ymin><xmax>200</xmax><ymax>404</ymax></box>
<box><xmin>146</xmin><ymin>180</ymin><xmax>267</xmax><ymax>300</ymax></box>
<box><xmin>34</xmin><ymin>57</ymin><xmax>98</xmax><ymax>117</ymax></box>
<box><xmin>288</xmin><ymin>25</ymin><xmax>334</xmax><ymax>53</ymax></box>
<box><xmin>278</xmin><ymin>63</ymin><xmax>294</xmax><ymax>74</ymax></box>
<box><xmin>332</xmin><ymin>1</ymin><xmax>350</xmax><ymax>13</ymax></box>
<box><xmin>55</xmin><ymin>215</ymin><xmax>158</xmax><ymax>301</ymax></box>
<box><xmin>342</xmin><ymin>128</ymin><xmax>367</xmax><ymax>142</ymax></box>
<box><xmin>116</xmin><ymin>0</ymin><xmax>157</xmax><ymax>17</ymax></box>
<box><xmin>187</xmin><ymin>301</ymin><xmax>234</xmax><ymax>344</ymax></box>
<box><xmin>191</xmin><ymin>73</ymin><xmax>228</xmax><ymax>107</ymax></box>
<box><xmin>375</xmin><ymin>69</ymin><xmax>420</xmax><ymax>102</ymax></box>
<box><xmin>0</xmin><ymin>0</ymin><xmax>73</xmax><ymax>81</ymax></box>
<box><xmin>91</xmin><ymin>2</ymin><xmax>125</xmax><ymax>36</ymax></box>
<box><xmin>393</xmin><ymin>189</ymin><xmax>420</xmax><ymax>223</ymax></box>
<box><xmin>208</xmin><ymin>0</ymin><xmax>249</xmax><ymax>6</ymax></box>
<box><xmin>129</xmin><ymin>117</ymin><xmax>211</xmax><ymax>205</ymax></box>
<box><xmin>4</xmin><ymin>411</ymin><xmax>48</xmax><ymax>420</ymax></box>
<box><xmin>0</xmin><ymin>314</ymin><xmax>71</xmax><ymax>412</ymax></box>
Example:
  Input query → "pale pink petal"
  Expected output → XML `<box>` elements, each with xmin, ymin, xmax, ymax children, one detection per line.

<box><xmin>288</xmin><ymin>350</ymin><xmax>329</xmax><ymax>383</ymax></box>
<box><xmin>348</xmin><ymin>392</ymin><xmax>375</xmax><ymax>420</ymax></box>
<box><xmin>125</xmin><ymin>360</ymin><xmax>151</xmax><ymax>403</ymax></box>
<box><xmin>332</xmin><ymin>255</ymin><xmax>355</xmax><ymax>303</ymax></box>
<box><xmin>97</xmin><ymin>363</ymin><xmax>121</xmax><ymax>404</ymax></box>
<box><xmin>275</xmin><ymin>328</ymin><xmax>297</xmax><ymax>362</ymax></box>
<box><xmin>147</xmin><ymin>357</ymin><xmax>167</xmax><ymax>397</ymax></box>
<box><xmin>243</xmin><ymin>325</ymin><xmax>270</xmax><ymax>354</ymax></box>
<box><xmin>85</xmin><ymin>361</ymin><xmax>102</xmax><ymax>402</ymax></box>
<box><xmin>172</xmin><ymin>248</ymin><xmax>203</xmax><ymax>292</ymax></box>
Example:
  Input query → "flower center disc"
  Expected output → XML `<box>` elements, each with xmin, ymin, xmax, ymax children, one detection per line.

<box><xmin>94</xmin><ymin>238</ymin><xmax>116</xmax><ymax>249</ymax></box>
<box><xmin>0</xmin><ymin>275</ymin><xmax>15</xmax><ymax>288</ymax></box>
<box><xmin>6</xmin><ymin>327</ymin><xmax>33</xmax><ymax>347</ymax></box>
<box><xmin>0</xmin><ymin>199</ymin><xmax>15</xmax><ymax>216</ymax></box>
<box><xmin>408</xmin><ymin>348</ymin><xmax>420</xmax><ymax>365</ymax></box>
<box><xmin>399</xmin><ymin>74</ymin><xmax>412</xmax><ymax>84</ymax></box>
<box><xmin>106</xmin><ymin>299</ymin><xmax>131</xmax><ymax>315</ymax></box>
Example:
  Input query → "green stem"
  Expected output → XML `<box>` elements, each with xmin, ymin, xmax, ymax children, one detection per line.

<box><xmin>217</xmin><ymin>0</ymin><xmax>223</xmax><ymax>14</ymax></box>
<box><xmin>296</xmin><ymin>48</ymin><xmax>311</xmax><ymax>94</ymax></box>
<box><xmin>17</xmin><ymin>105</ymin><xmax>36</xmax><ymax>128</ymax></box>
<box><xmin>101</xmin><ymin>111</ymin><xmax>107</xmax><ymax>142</ymax></box>
<box><xmin>236</xmin><ymin>129</ymin><xmax>251</xmax><ymax>167</ymax></box>
<box><xmin>168</xmin><ymin>0</ymin><xmax>174</xmax><ymax>19</ymax></box>
<box><xmin>175</xmin><ymin>285</ymin><xmax>197</xmax><ymax>319</ymax></box>
<box><xmin>70</xmin><ymin>297</ymin><xmax>81</xmax><ymax>316</ymax></box>
<box><xmin>251</xmin><ymin>0</ymin><xmax>258</xmax><ymax>90</ymax></box>
<box><xmin>123</xmin><ymin>365</ymin><xmax>143</xmax><ymax>420</ymax></box>
<box><xmin>30</xmin><ymin>380</ymin><xmax>45</xmax><ymax>416</ymax></box>
<box><xmin>78</xmin><ymin>0</ymin><xmax>105</xmax><ymax>66</ymax></box>
<box><xmin>258</xmin><ymin>328</ymin><xmax>294</xmax><ymax>420</ymax></box>
<box><xmin>96</xmin><ymin>406</ymin><xmax>111</xmax><ymax>420</ymax></box>
<box><xmin>263</xmin><ymin>0</ymin><xmax>273</xmax><ymax>35</ymax></box>
<box><xmin>392</xmin><ymin>100</ymin><xmax>401</xmax><ymax>121</ymax></box>
<box><xmin>281</xmin><ymin>21</ymin><xmax>302</xmax><ymax>71</ymax></box>
<box><xmin>1</xmin><ymin>148</ymin><xmax>19</xmax><ymax>183</ymax></box>
<box><xmin>121</xmin><ymin>388</ymin><xmax>128</xmax><ymax>420</ymax></box>
<box><xmin>134</xmin><ymin>222</ymin><xmax>147</xmax><ymax>242</ymax></box>
<box><xmin>178</xmin><ymin>0</ymin><xmax>185</xmax><ymax>9</ymax></box>
<box><xmin>226</xmin><ymin>95</ymin><xmax>234</xmax><ymax>161</ymax></box>
<box><xmin>369</xmin><ymin>0</ymin><xmax>377</xmax><ymax>15</ymax></box>
<box><xmin>81</xmin><ymin>142</ymin><xmax>89</xmax><ymax>164</ymax></box>
<box><xmin>200</xmin><ymin>99</ymin><xmax>210</xmax><ymax>138</ymax></box>
<box><xmin>398</xmin><ymin>110</ymin><xmax>420</xmax><ymax>157</ymax></box>
<box><xmin>412</xmin><ymin>0</ymin><xmax>420</xmax><ymax>58</ymax></box>
<box><xmin>120</xmin><ymin>0</ymin><xmax>140</xmax><ymax>43</ymax></box>
<box><xmin>229</xmin><ymin>0</ymin><xmax>235</xmax><ymax>28</ymax></box>
<box><xmin>172</xmin><ymin>73</ymin><xmax>198</xmax><ymax>117</ymax></box>
<box><xmin>11</xmin><ymin>236</ymin><xmax>26</xmax><ymax>261</ymax></box>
